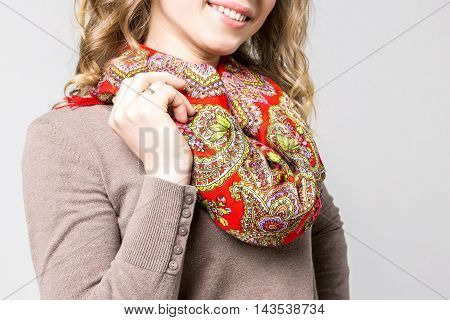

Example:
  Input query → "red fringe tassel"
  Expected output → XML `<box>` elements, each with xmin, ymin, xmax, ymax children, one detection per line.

<box><xmin>53</xmin><ymin>95</ymin><xmax>104</xmax><ymax>110</ymax></box>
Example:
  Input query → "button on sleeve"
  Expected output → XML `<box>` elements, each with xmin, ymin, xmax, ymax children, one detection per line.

<box><xmin>168</xmin><ymin>260</ymin><xmax>178</xmax><ymax>270</ymax></box>
<box><xmin>178</xmin><ymin>226</ymin><xmax>188</xmax><ymax>236</ymax></box>
<box><xmin>165</xmin><ymin>188</ymin><xmax>197</xmax><ymax>276</ymax></box>
<box><xmin>117</xmin><ymin>176</ymin><xmax>197</xmax><ymax>274</ymax></box>
<box><xmin>181</xmin><ymin>208</ymin><xmax>191</xmax><ymax>218</ymax></box>
<box><xmin>184</xmin><ymin>194</ymin><xmax>194</xmax><ymax>205</ymax></box>
<box><xmin>173</xmin><ymin>245</ymin><xmax>183</xmax><ymax>255</ymax></box>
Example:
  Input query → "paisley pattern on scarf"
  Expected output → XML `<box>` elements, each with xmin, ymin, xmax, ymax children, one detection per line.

<box><xmin>79</xmin><ymin>43</ymin><xmax>327</xmax><ymax>246</ymax></box>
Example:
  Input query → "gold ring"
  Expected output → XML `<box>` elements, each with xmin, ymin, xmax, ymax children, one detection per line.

<box><xmin>141</xmin><ymin>86</ymin><xmax>167</xmax><ymax>113</ymax></box>
<box><xmin>143</xmin><ymin>87</ymin><xmax>155</xmax><ymax>95</ymax></box>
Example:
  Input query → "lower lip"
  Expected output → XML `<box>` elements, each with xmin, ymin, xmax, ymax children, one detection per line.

<box><xmin>207</xmin><ymin>3</ymin><xmax>249</xmax><ymax>29</ymax></box>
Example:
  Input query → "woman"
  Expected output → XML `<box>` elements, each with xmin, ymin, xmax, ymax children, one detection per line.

<box><xmin>22</xmin><ymin>0</ymin><xmax>350</xmax><ymax>299</ymax></box>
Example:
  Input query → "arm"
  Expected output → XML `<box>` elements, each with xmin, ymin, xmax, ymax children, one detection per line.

<box><xmin>21</xmin><ymin>120</ymin><xmax>197</xmax><ymax>299</ymax></box>
<box><xmin>311</xmin><ymin>183</ymin><xmax>350</xmax><ymax>300</ymax></box>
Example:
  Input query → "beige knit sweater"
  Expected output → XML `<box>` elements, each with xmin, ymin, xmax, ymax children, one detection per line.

<box><xmin>21</xmin><ymin>104</ymin><xmax>350</xmax><ymax>300</ymax></box>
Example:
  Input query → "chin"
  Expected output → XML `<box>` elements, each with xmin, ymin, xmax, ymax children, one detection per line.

<box><xmin>201</xmin><ymin>38</ymin><xmax>244</xmax><ymax>56</ymax></box>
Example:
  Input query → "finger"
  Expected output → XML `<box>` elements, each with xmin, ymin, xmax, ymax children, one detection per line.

<box><xmin>149</xmin><ymin>83</ymin><xmax>188</xmax><ymax>122</ymax></box>
<box><xmin>115</xmin><ymin>72</ymin><xmax>187</xmax><ymax>112</ymax></box>
<box><xmin>140</xmin><ymin>82</ymin><xmax>196</xmax><ymax>118</ymax></box>
<box><xmin>114</xmin><ymin>75</ymin><xmax>140</xmax><ymax>108</ymax></box>
<box><xmin>169</xmin><ymin>91</ymin><xmax>190</xmax><ymax>123</ymax></box>
<box><xmin>140</xmin><ymin>81</ymin><xmax>168</xmax><ymax>113</ymax></box>
<box><xmin>185</xmin><ymin>100</ymin><xmax>196</xmax><ymax>116</ymax></box>
<box><xmin>155</xmin><ymin>71</ymin><xmax>187</xmax><ymax>90</ymax></box>
<box><xmin>139</xmin><ymin>83</ymin><xmax>189</xmax><ymax>123</ymax></box>
<box><xmin>176</xmin><ymin>92</ymin><xmax>197</xmax><ymax>116</ymax></box>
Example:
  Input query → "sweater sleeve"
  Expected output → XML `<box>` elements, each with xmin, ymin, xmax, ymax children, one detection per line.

<box><xmin>311</xmin><ymin>183</ymin><xmax>350</xmax><ymax>300</ymax></box>
<box><xmin>21</xmin><ymin>120</ymin><xmax>198</xmax><ymax>299</ymax></box>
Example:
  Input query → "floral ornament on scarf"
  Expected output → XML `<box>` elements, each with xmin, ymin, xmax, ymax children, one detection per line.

<box><xmin>59</xmin><ymin>43</ymin><xmax>326</xmax><ymax>247</ymax></box>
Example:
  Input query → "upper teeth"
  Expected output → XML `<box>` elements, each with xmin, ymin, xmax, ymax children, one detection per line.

<box><xmin>211</xmin><ymin>4</ymin><xmax>248</xmax><ymax>22</ymax></box>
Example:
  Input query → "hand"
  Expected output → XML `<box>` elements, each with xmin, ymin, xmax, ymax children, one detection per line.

<box><xmin>108</xmin><ymin>71</ymin><xmax>197</xmax><ymax>185</ymax></box>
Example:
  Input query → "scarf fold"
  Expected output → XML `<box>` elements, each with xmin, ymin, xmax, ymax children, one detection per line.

<box><xmin>60</xmin><ymin>43</ymin><xmax>326</xmax><ymax>247</ymax></box>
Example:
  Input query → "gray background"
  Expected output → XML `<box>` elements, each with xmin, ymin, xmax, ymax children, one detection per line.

<box><xmin>1</xmin><ymin>0</ymin><xmax>449</xmax><ymax>299</ymax></box>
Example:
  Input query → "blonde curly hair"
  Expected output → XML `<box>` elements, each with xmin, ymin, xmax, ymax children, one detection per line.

<box><xmin>63</xmin><ymin>0</ymin><xmax>316</xmax><ymax>124</ymax></box>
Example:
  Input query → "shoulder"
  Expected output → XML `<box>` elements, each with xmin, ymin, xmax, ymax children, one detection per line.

<box><xmin>24</xmin><ymin>104</ymin><xmax>118</xmax><ymax>166</ymax></box>
<box><xmin>22</xmin><ymin>105</ymin><xmax>115</xmax><ymax>175</ymax></box>
<box><xmin>28</xmin><ymin>105</ymin><xmax>112</xmax><ymax>139</ymax></box>
<box><xmin>22</xmin><ymin>104</ymin><xmax>145</xmax><ymax>212</ymax></box>
<box><xmin>22</xmin><ymin>103</ymin><xmax>141</xmax><ymax>172</ymax></box>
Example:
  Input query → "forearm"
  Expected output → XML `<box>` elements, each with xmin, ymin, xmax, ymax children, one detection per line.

<box><xmin>22</xmin><ymin>121</ymin><xmax>197</xmax><ymax>300</ymax></box>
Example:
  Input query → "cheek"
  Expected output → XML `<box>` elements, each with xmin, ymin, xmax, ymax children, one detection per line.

<box><xmin>251</xmin><ymin>0</ymin><xmax>277</xmax><ymax>32</ymax></box>
<box><xmin>261</xmin><ymin>0</ymin><xmax>277</xmax><ymax>19</ymax></box>
<box><xmin>159</xmin><ymin>0</ymin><xmax>200</xmax><ymax>26</ymax></box>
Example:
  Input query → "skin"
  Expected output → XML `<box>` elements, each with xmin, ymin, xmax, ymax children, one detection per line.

<box><xmin>108</xmin><ymin>0</ymin><xmax>277</xmax><ymax>185</ymax></box>
<box><xmin>145</xmin><ymin>0</ymin><xmax>277</xmax><ymax>67</ymax></box>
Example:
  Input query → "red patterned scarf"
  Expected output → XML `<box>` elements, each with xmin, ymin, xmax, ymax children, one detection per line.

<box><xmin>59</xmin><ymin>43</ymin><xmax>326</xmax><ymax>247</ymax></box>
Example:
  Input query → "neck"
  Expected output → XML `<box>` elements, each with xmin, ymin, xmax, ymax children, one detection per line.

<box><xmin>144</xmin><ymin>9</ymin><xmax>220</xmax><ymax>68</ymax></box>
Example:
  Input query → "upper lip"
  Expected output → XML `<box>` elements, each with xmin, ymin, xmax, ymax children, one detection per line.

<box><xmin>207</xmin><ymin>0</ymin><xmax>254</xmax><ymax>19</ymax></box>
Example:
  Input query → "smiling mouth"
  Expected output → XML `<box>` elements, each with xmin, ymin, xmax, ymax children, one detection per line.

<box><xmin>207</xmin><ymin>2</ymin><xmax>251</xmax><ymax>22</ymax></box>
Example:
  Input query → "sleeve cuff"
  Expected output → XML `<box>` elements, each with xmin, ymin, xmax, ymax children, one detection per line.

<box><xmin>117</xmin><ymin>175</ymin><xmax>198</xmax><ymax>273</ymax></box>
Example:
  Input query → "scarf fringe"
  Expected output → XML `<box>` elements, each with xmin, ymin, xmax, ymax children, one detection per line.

<box><xmin>53</xmin><ymin>95</ymin><xmax>104</xmax><ymax>110</ymax></box>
